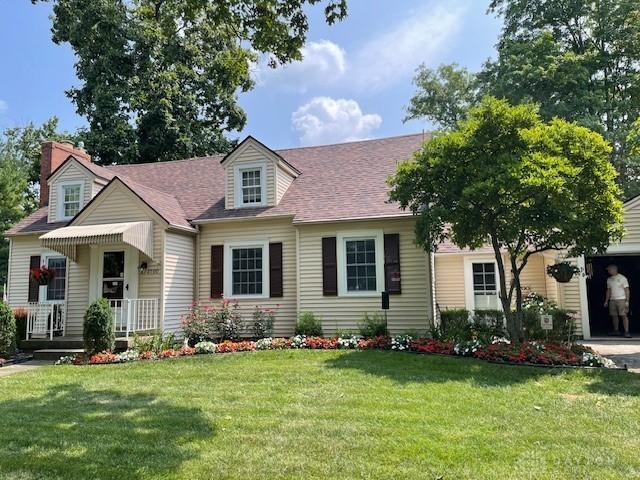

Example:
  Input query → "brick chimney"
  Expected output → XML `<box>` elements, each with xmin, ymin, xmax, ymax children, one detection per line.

<box><xmin>40</xmin><ymin>141</ymin><xmax>92</xmax><ymax>207</ymax></box>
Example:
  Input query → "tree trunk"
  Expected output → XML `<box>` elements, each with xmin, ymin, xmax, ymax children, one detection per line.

<box><xmin>490</xmin><ymin>236</ymin><xmax>517</xmax><ymax>340</ymax></box>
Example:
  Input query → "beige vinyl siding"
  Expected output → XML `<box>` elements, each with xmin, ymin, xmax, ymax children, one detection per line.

<box><xmin>434</xmin><ymin>251</ymin><xmax>559</xmax><ymax>311</ymax></box>
<box><xmin>163</xmin><ymin>232</ymin><xmax>195</xmax><ymax>334</ymax></box>
<box><xmin>434</xmin><ymin>255</ymin><xmax>466</xmax><ymax>309</ymax></box>
<box><xmin>92</xmin><ymin>180</ymin><xmax>105</xmax><ymax>199</ymax></box>
<box><xmin>557</xmin><ymin>261</ymin><xmax>583</xmax><ymax>337</ymax></box>
<box><xmin>74</xmin><ymin>183</ymin><xmax>165</xmax><ymax>302</ymax></box>
<box><xmin>65</xmin><ymin>245</ymin><xmax>90</xmax><ymax>336</ymax></box>
<box><xmin>298</xmin><ymin>218</ymin><xmax>431</xmax><ymax>335</ymax></box>
<box><xmin>48</xmin><ymin>161</ymin><xmax>94</xmax><ymax>222</ymax></box>
<box><xmin>6</xmin><ymin>235</ymin><xmax>42</xmax><ymax>307</ymax></box>
<box><xmin>224</xmin><ymin>144</ymin><xmax>276</xmax><ymax>209</ymax></box>
<box><xmin>276</xmin><ymin>165</ymin><xmax>294</xmax><ymax>204</ymax></box>
<box><xmin>198</xmin><ymin>218</ymin><xmax>297</xmax><ymax>336</ymax></box>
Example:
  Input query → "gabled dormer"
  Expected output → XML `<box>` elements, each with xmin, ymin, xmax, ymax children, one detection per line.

<box><xmin>221</xmin><ymin>136</ymin><xmax>300</xmax><ymax>210</ymax></box>
<box><xmin>40</xmin><ymin>141</ymin><xmax>109</xmax><ymax>223</ymax></box>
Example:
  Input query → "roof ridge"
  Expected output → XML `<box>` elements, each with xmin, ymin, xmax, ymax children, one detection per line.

<box><xmin>273</xmin><ymin>132</ymin><xmax>427</xmax><ymax>152</ymax></box>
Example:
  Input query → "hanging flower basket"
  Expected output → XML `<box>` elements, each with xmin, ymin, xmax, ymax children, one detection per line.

<box><xmin>30</xmin><ymin>266</ymin><xmax>55</xmax><ymax>286</ymax></box>
<box><xmin>546</xmin><ymin>262</ymin><xmax>580</xmax><ymax>283</ymax></box>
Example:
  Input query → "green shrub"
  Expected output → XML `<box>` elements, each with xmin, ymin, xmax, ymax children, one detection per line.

<box><xmin>295</xmin><ymin>311</ymin><xmax>323</xmax><ymax>336</ymax></box>
<box><xmin>523</xmin><ymin>308</ymin><xmax>576</xmax><ymax>343</ymax></box>
<box><xmin>438</xmin><ymin>308</ymin><xmax>472</xmax><ymax>342</ymax></box>
<box><xmin>213</xmin><ymin>300</ymin><xmax>244</xmax><ymax>341</ymax></box>
<box><xmin>251</xmin><ymin>306</ymin><xmax>275</xmax><ymax>338</ymax></box>
<box><xmin>83</xmin><ymin>299</ymin><xmax>115</xmax><ymax>354</ymax></box>
<box><xmin>12</xmin><ymin>307</ymin><xmax>28</xmax><ymax>349</ymax></box>
<box><xmin>0</xmin><ymin>302</ymin><xmax>16</xmax><ymax>357</ymax></box>
<box><xmin>133</xmin><ymin>331</ymin><xmax>176</xmax><ymax>353</ymax></box>
<box><xmin>358</xmin><ymin>312</ymin><xmax>388</xmax><ymax>338</ymax></box>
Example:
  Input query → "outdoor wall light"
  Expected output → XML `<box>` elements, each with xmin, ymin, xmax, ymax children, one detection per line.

<box><xmin>138</xmin><ymin>262</ymin><xmax>148</xmax><ymax>274</ymax></box>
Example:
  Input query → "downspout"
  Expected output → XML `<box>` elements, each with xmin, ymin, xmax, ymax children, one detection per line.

<box><xmin>295</xmin><ymin>225</ymin><xmax>301</xmax><ymax>317</ymax></box>
<box><xmin>194</xmin><ymin>224</ymin><xmax>200</xmax><ymax>302</ymax></box>
<box><xmin>430</xmin><ymin>251</ymin><xmax>438</xmax><ymax>328</ymax></box>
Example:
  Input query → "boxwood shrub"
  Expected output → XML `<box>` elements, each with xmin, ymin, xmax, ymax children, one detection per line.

<box><xmin>83</xmin><ymin>299</ymin><xmax>115</xmax><ymax>354</ymax></box>
<box><xmin>295</xmin><ymin>311</ymin><xmax>323</xmax><ymax>336</ymax></box>
<box><xmin>0</xmin><ymin>301</ymin><xmax>16</xmax><ymax>357</ymax></box>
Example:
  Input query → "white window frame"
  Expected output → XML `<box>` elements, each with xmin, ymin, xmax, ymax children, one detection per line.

<box><xmin>463</xmin><ymin>255</ymin><xmax>501</xmax><ymax>312</ymax></box>
<box><xmin>337</xmin><ymin>230</ymin><xmax>385</xmax><ymax>297</ymax></box>
<box><xmin>223</xmin><ymin>240</ymin><xmax>270</xmax><ymax>299</ymax></box>
<box><xmin>57</xmin><ymin>180</ymin><xmax>85</xmax><ymax>220</ymax></box>
<box><xmin>39</xmin><ymin>252</ymin><xmax>68</xmax><ymax>304</ymax></box>
<box><xmin>234</xmin><ymin>162</ymin><xmax>267</xmax><ymax>208</ymax></box>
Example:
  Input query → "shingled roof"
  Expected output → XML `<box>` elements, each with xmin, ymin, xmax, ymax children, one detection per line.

<box><xmin>6</xmin><ymin>133</ymin><xmax>427</xmax><ymax>235</ymax></box>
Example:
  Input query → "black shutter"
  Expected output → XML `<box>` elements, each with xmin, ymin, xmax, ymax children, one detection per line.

<box><xmin>269</xmin><ymin>242</ymin><xmax>283</xmax><ymax>298</ymax></box>
<box><xmin>28</xmin><ymin>255</ymin><xmax>41</xmax><ymax>303</ymax></box>
<box><xmin>384</xmin><ymin>234</ymin><xmax>401</xmax><ymax>294</ymax></box>
<box><xmin>322</xmin><ymin>237</ymin><xmax>337</xmax><ymax>296</ymax></box>
<box><xmin>210</xmin><ymin>246</ymin><xmax>224</xmax><ymax>299</ymax></box>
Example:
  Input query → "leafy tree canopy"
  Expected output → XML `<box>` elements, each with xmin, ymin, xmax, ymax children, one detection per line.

<box><xmin>34</xmin><ymin>0</ymin><xmax>347</xmax><ymax>165</ymax></box>
<box><xmin>390</xmin><ymin>97</ymin><xmax>624</xmax><ymax>339</ymax></box>
<box><xmin>406</xmin><ymin>0</ymin><xmax>640</xmax><ymax>197</ymax></box>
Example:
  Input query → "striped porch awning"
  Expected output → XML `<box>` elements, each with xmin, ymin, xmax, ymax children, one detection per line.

<box><xmin>40</xmin><ymin>221</ymin><xmax>154</xmax><ymax>261</ymax></box>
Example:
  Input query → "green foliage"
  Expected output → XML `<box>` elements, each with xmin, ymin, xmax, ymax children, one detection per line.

<box><xmin>251</xmin><ymin>306</ymin><xmax>275</xmax><ymax>339</ymax></box>
<box><xmin>12</xmin><ymin>308</ymin><xmax>28</xmax><ymax>349</ymax></box>
<box><xmin>83</xmin><ymin>299</ymin><xmax>115</xmax><ymax>354</ymax></box>
<box><xmin>408</xmin><ymin>1</ymin><xmax>640</xmax><ymax>197</ymax></box>
<box><xmin>358</xmin><ymin>312</ymin><xmax>389</xmax><ymax>338</ymax></box>
<box><xmin>522</xmin><ymin>291</ymin><xmax>576</xmax><ymax>343</ymax></box>
<box><xmin>213</xmin><ymin>301</ymin><xmax>244</xmax><ymax>341</ymax></box>
<box><xmin>436</xmin><ymin>309</ymin><xmax>472</xmax><ymax>342</ymax></box>
<box><xmin>132</xmin><ymin>331</ymin><xmax>176</xmax><ymax>354</ymax></box>
<box><xmin>0</xmin><ymin>118</ymin><xmax>72</xmax><ymax>294</ymax></box>
<box><xmin>390</xmin><ymin>96</ymin><xmax>624</xmax><ymax>340</ymax></box>
<box><xmin>295</xmin><ymin>311</ymin><xmax>323</xmax><ymax>336</ymax></box>
<box><xmin>0</xmin><ymin>301</ymin><xmax>16</xmax><ymax>357</ymax></box>
<box><xmin>405</xmin><ymin>63</ymin><xmax>479</xmax><ymax>130</ymax></box>
<box><xmin>34</xmin><ymin>0</ymin><xmax>347</xmax><ymax>165</ymax></box>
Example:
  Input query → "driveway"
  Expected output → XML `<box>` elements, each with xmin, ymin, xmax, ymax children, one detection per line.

<box><xmin>0</xmin><ymin>360</ymin><xmax>50</xmax><ymax>378</ymax></box>
<box><xmin>582</xmin><ymin>339</ymin><xmax>640</xmax><ymax>372</ymax></box>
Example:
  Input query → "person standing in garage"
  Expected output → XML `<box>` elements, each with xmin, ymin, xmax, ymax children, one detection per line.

<box><xmin>604</xmin><ymin>264</ymin><xmax>632</xmax><ymax>338</ymax></box>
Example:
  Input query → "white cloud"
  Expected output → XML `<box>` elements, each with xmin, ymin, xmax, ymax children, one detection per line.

<box><xmin>291</xmin><ymin>97</ymin><xmax>382</xmax><ymax>146</ymax></box>
<box><xmin>0</xmin><ymin>100</ymin><xmax>7</xmax><ymax>113</ymax></box>
<box><xmin>253</xmin><ymin>40</ymin><xmax>347</xmax><ymax>92</ymax></box>
<box><xmin>351</xmin><ymin>3</ymin><xmax>465</xmax><ymax>91</ymax></box>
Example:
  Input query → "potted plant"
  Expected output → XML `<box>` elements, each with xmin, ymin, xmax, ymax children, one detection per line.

<box><xmin>546</xmin><ymin>261</ymin><xmax>580</xmax><ymax>283</ymax></box>
<box><xmin>30</xmin><ymin>266</ymin><xmax>55</xmax><ymax>286</ymax></box>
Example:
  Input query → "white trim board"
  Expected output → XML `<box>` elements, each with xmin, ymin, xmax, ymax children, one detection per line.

<box><xmin>223</xmin><ymin>240</ymin><xmax>270</xmax><ymax>299</ymax></box>
<box><xmin>336</xmin><ymin>229</ymin><xmax>385</xmax><ymax>298</ymax></box>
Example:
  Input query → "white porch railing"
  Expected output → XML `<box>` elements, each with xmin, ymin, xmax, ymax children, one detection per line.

<box><xmin>109</xmin><ymin>298</ymin><xmax>159</xmax><ymax>338</ymax></box>
<box><xmin>26</xmin><ymin>301</ymin><xmax>66</xmax><ymax>340</ymax></box>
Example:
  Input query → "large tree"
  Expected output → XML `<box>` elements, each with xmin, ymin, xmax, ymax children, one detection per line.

<box><xmin>406</xmin><ymin>0</ymin><xmax>640</xmax><ymax>197</ymax></box>
<box><xmin>389</xmin><ymin>97</ymin><xmax>624</xmax><ymax>340</ymax></box>
<box><xmin>35</xmin><ymin>0</ymin><xmax>347</xmax><ymax>165</ymax></box>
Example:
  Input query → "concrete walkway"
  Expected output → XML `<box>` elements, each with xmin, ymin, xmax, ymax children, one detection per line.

<box><xmin>582</xmin><ymin>339</ymin><xmax>640</xmax><ymax>372</ymax></box>
<box><xmin>0</xmin><ymin>360</ymin><xmax>50</xmax><ymax>378</ymax></box>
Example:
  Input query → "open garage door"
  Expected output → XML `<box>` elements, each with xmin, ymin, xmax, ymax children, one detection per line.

<box><xmin>585</xmin><ymin>255</ymin><xmax>640</xmax><ymax>336</ymax></box>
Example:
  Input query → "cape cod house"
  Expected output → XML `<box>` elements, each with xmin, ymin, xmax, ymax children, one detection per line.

<box><xmin>4</xmin><ymin>135</ymin><xmax>434</xmax><ymax>345</ymax></box>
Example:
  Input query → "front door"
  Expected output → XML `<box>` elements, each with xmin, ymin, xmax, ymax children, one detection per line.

<box><xmin>102</xmin><ymin>251</ymin><xmax>126</xmax><ymax>330</ymax></box>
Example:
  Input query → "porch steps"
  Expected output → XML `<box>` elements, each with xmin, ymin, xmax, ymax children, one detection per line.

<box><xmin>33</xmin><ymin>349</ymin><xmax>85</xmax><ymax>361</ymax></box>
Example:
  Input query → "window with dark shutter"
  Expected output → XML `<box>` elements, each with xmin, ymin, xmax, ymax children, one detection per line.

<box><xmin>322</xmin><ymin>237</ymin><xmax>337</xmax><ymax>296</ymax></box>
<box><xmin>210</xmin><ymin>245</ymin><xmax>224</xmax><ymax>299</ymax></box>
<box><xmin>269</xmin><ymin>242</ymin><xmax>283</xmax><ymax>298</ymax></box>
<box><xmin>28</xmin><ymin>255</ymin><xmax>41</xmax><ymax>303</ymax></box>
<box><xmin>384</xmin><ymin>234</ymin><xmax>401</xmax><ymax>294</ymax></box>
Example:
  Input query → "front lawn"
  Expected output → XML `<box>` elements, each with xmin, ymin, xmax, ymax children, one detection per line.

<box><xmin>1</xmin><ymin>350</ymin><xmax>638</xmax><ymax>479</ymax></box>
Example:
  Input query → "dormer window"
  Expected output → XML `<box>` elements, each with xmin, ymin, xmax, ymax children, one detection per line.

<box><xmin>234</xmin><ymin>162</ymin><xmax>266</xmax><ymax>207</ymax></box>
<box><xmin>57</xmin><ymin>181</ymin><xmax>85</xmax><ymax>220</ymax></box>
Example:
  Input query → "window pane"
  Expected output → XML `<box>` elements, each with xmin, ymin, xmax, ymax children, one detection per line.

<box><xmin>46</xmin><ymin>258</ymin><xmax>67</xmax><ymax>301</ymax></box>
<box><xmin>63</xmin><ymin>185</ymin><xmax>81</xmax><ymax>217</ymax></box>
<box><xmin>345</xmin><ymin>238</ymin><xmax>377</xmax><ymax>292</ymax></box>
<box><xmin>472</xmin><ymin>263</ymin><xmax>498</xmax><ymax>310</ymax></box>
<box><xmin>103</xmin><ymin>252</ymin><xmax>125</xmax><ymax>279</ymax></box>
<box><xmin>232</xmin><ymin>247</ymin><xmax>263</xmax><ymax>295</ymax></box>
<box><xmin>241</xmin><ymin>169</ymin><xmax>262</xmax><ymax>204</ymax></box>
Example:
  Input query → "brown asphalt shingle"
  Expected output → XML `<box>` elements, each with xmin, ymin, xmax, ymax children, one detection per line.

<box><xmin>7</xmin><ymin>134</ymin><xmax>427</xmax><ymax>235</ymax></box>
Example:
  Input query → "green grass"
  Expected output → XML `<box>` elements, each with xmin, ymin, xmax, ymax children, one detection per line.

<box><xmin>1</xmin><ymin>350</ymin><xmax>639</xmax><ymax>480</ymax></box>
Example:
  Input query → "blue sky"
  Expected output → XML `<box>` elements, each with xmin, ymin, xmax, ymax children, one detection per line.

<box><xmin>0</xmin><ymin>1</ymin><xmax>501</xmax><ymax>149</ymax></box>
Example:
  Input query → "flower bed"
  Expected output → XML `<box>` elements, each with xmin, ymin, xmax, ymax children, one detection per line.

<box><xmin>55</xmin><ymin>335</ymin><xmax>616</xmax><ymax>369</ymax></box>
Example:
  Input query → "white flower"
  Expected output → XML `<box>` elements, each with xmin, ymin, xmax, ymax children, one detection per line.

<box><xmin>195</xmin><ymin>341</ymin><xmax>218</xmax><ymax>354</ymax></box>
<box><xmin>256</xmin><ymin>338</ymin><xmax>273</xmax><ymax>350</ymax></box>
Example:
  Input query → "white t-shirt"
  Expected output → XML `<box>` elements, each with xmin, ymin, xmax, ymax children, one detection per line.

<box><xmin>607</xmin><ymin>274</ymin><xmax>629</xmax><ymax>300</ymax></box>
